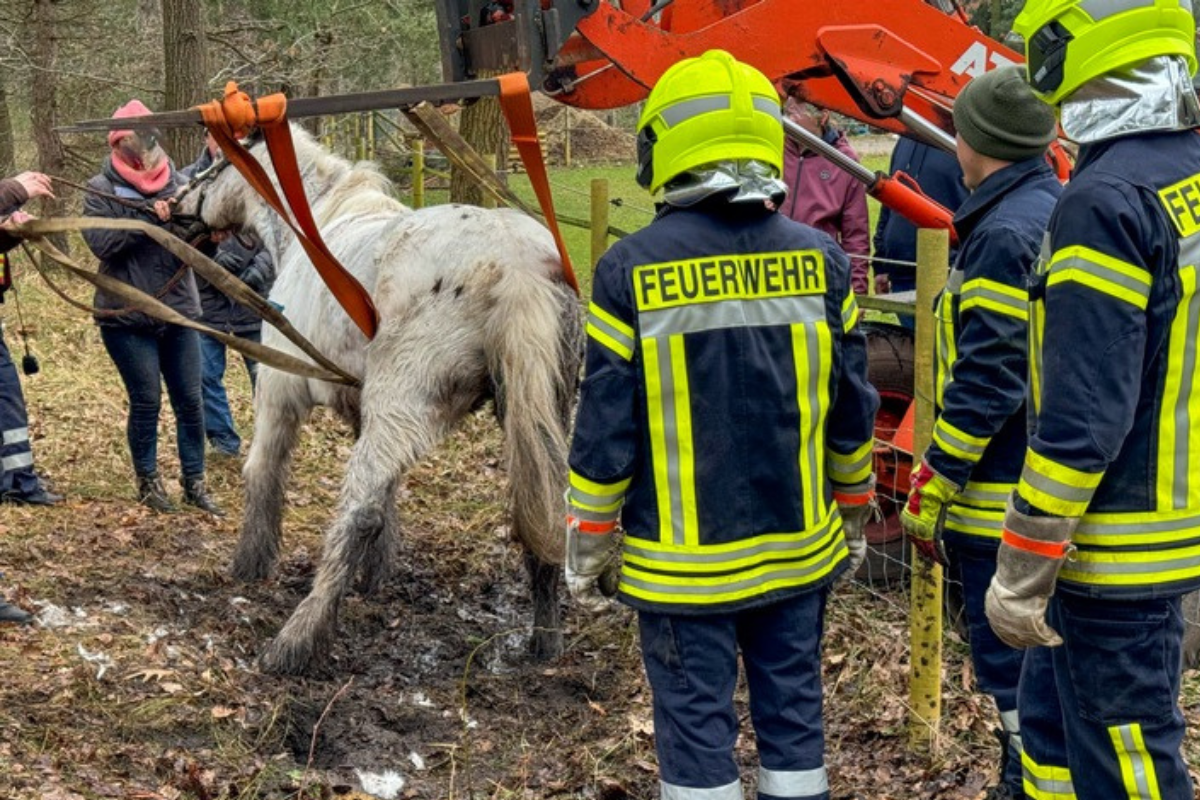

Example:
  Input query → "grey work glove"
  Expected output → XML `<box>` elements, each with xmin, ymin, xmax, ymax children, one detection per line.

<box><xmin>565</xmin><ymin>517</ymin><xmax>621</xmax><ymax>613</ymax></box>
<box><xmin>835</xmin><ymin>478</ymin><xmax>878</xmax><ymax>579</ymax></box>
<box><xmin>985</xmin><ymin>503</ymin><xmax>1078</xmax><ymax>648</ymax></box>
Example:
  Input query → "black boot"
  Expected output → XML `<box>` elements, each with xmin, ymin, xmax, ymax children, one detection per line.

<box><xmin>984</xmin><ymin>728</ymin><xmax>1025</xmax><ymax>800</ymax></box>
<box><xmin>137</xmin><ymin>473</ymin><xmax>177</xmax><ymax>513</ymax></box>
<box><xmin>182</xmin><ymin>475</ymin><xmax>225</xmax><ymax>517</ymax></box>
<box><xmin>0</xmin><ymin>600</ymin><xmax>32</xmax><ymax>625</ymax></box>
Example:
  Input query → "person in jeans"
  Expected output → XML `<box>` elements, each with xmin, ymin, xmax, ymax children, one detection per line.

<box><xmin>183</xmin><ymin>135</ymin><xmax>275</xmax><ymax>457</ymax></box>
<box><xmin>81</xmin><ymin>99</ymin><xmax>222</xmax><ymax>515</ymax></box>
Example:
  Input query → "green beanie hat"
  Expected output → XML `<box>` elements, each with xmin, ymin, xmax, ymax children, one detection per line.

<box><xmin>953</xmin><ymin>65</ymin><xmax>1057</xmax><ymax>162</ymax></box>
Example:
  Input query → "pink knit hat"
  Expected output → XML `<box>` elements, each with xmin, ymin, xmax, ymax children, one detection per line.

<box><xmin>108</xmin><ymin>99</ymin><xmax>154</xmax><ymax>148</ymax></box>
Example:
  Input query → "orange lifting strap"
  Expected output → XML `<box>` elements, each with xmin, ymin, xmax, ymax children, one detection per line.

<box><xmin>196</xmin><ymin>83</ymin><xmax>381</xmax><ymax>340</ymax></box>
<box><xmin>497</xmin><ymin>72</ymin><xmax>578</xmax><ymax>294</ymax></box>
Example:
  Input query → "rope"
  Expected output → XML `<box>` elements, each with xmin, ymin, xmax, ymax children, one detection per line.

<box><xmin>11</xmin><ymin>216</ymin><xmax>360</xmax><ymax>386</ymax></box>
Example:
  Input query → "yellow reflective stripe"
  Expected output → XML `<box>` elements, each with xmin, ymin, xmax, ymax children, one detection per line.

<box><xmin>841</xmin><ymin>292</ymin><xmax>859</xmax><ymax>332</ymax></box>
<box><xmin>643</xmin><ymin>338</ymin><xmax>673</xmax><ymax>542</ymax></box>
<box><xmin>1060</xmin><ymin>539</ymin><xmax>1200</xmax><ymax>587</ymax></box>
<box><xmin>944</xmin><ymin>503</ymin><xmax>1005</xmax><ymax>539</ymax></box>
<box><xmin>959</xmin><ymin>480</ymin><xmax>1012</xmax><ymax>510</ymax></box>
<box><xmin>669</xmin><ymin>335</ymin><xmax>699</xmax><ymax>546</ymax></box>
<box><xmin>1022</xmin><ymin>750</ymin><xmax>1076</xmax><ymax>799</ymax></box>
<box><xmin>960</xmin><ymin>277</ymin><xmax>1029</xmax><ymax>321</ymax></box>
<box><xmin>568</xmin><ymin>470</ymin><xmax>631</xmax><ymax>513</ymax></box>
<box><xmin>935</xmin><ymin>291</ymin><xmax>957</xmax><ymax>408</ymax></box>
<box><xmin>586</xmin><ymin>302</ymin><xmax>635</xmax><ymax>361</ymax></box>
<box><xmin>1047</xmin><ymin>245</ymin><xmax>1152</xmax><ymax>310</ymax></box>
<box><xmin>1156</xmin><ymin>264</ymin><xmax>1200</xmax><ymax>511</ymax></box>
<box><xmin>1018</xmin><ymin>449</ymin><xmax>1103</xmax><ymax>517</ymax></box>
<box><xmin>1109</xmin><ymin>723</ymin><xmax>1163</xmax><ymax>800</ymax></box>
<box><xmin>1030</xmin><ymin>294</ymin><xmax>1045</xmax><ymax>415</ymax></box>
<box><xmin>932</xmin><ymin>418</ymin><xmax>990</xmax><ymax>464</ymax></box>
<box><xmin>828</xmin><ymin>439</ymin><xmax>873</xmax><ymax>485</ymax></box>
<box><xmin>793</xmin><ymin>322</ymin><xmax>831</xmax><ymax>529</ymax></box>
<box><xmin>620</xmin><ymin>518</ymin><xmax>847</xmax><ymax>604</ymax></box>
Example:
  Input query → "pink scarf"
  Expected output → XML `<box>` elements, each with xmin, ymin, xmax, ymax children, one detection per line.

<box><xmin>111</xmin><ymin>151</ymin><xmax>171</xmax><ymax>196</ymax></box>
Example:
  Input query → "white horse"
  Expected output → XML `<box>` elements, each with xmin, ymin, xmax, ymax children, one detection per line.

<box><xmin>178</xmin><ymin>127</ymin><xmax>583</xmax><ymax>675</ymax></box>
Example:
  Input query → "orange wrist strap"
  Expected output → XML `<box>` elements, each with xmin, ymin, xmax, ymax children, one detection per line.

<box><xmin>1002</xmin><ymin>527</ymin><xmax>1070</xmax><ymax>559</ymax></box>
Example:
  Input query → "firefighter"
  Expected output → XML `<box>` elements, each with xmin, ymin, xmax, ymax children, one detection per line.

<box><xmin>899</xmin><ymin>65</ymin><xmax>1060</xmax><ymax>800</ymax></box>
<box><xmin>565</xmin><ymin>50</ymin><xmax>879</xmax><ymax>800</ymax></box>
<box><xmin>984</xmin><ymin>2</ymin><xmax>1200</xmax><ymax>798</ymax></box>
<box><xmin>0</xmin><ymin>170</ymin><xmax>62</xmax><ymax>626</ymax></box>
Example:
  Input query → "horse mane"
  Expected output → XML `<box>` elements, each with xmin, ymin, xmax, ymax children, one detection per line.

<box><xmin>284</xmin><ymin>125</ymin><xmax>409</xmax><ymax>226</ymax></box>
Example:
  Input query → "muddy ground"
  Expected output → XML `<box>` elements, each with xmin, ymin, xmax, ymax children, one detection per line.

<box><xmin>1</xmin><ymin>259</ymin><xmax>1199</xmax><ymax>800</ymax></box>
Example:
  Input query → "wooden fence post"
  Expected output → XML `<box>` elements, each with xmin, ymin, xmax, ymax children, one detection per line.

<box><xmin>411</xmin><ymin>138</ymin><xmax>425</xmax><ymax>209</ymax></box>
<box><xmin>590</xmin><ymin>177</ymin><xmax>610</xmax><ymax>268</ymax></box>
<box><xmin>908</xmin><ymin>226</ymin><xmax>950</xmax><ymax>750</ymax></box>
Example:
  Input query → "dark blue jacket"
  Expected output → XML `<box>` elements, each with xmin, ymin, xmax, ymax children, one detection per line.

<box><xmin>927</xmin><ymin>159</ymin><xmax>1061</xmax><ymax>547</ymax></box>
<box><xmin>1017</xmin><ymin>130</ymin><xmax>1200</xmax><ymax>599</ymax></box>
<box><xmin>872</xmin><ymin>137</ymin><xmax>969</xmax><ymax>274</ymax></box>
<box><xmin>567</xmin><ymin>201</ymin><xmax>879</xmax><ymax>614</ymax></box>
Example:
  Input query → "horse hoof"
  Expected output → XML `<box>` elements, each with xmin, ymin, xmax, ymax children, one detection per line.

<box><xmin>259</xmin><ymin>637</ymin><xmax>317</xmax><ymax>676</ymax></box>
<box><xmin>230</xmin><ymin>555</ymin><xmax>274</xmax><ymax>584</ymax></box>
<box><xmin>529</xmin><ymin>628</ymin><xmax>563</xmax><ymax>661</ymax></box>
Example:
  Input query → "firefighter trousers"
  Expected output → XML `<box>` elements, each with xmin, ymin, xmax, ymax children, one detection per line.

<box><xmin>637</xmin><ymin>587</ymin><xmax>831</xmax><ymax>800</ymax></box>
<box><xmin>1018</xmin><ymin>592</ymin><xmax>1193</xmax><ymax>799</ymax></box>
<box><xmin>946</xmin><ymin>539</ymin><xmax>1025</xmax><ymax>795</ymax></box>
<box><xmin>0</xmin><ymin>326</ymin><xmax>39</xmax><ymax>497</ymax></box>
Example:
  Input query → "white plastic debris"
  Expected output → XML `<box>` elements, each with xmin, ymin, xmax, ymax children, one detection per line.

<box><xmin>76</xmin><ymin>643</ymin><xmax>114</xmax><ymax>681</ymax></box>
<box><xmin>409</xmin><ymin>752</ymin><xmax>426</xmax><ymax>771</ymax></box>
<box><xmin>354</xmin><ymin>769</ymin><xmax>406</xmax><ymax>800</ymax></box>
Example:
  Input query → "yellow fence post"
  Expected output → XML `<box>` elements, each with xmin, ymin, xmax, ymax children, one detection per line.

<box><xmin>908</xmin><ymin>226</ymin><xmax>950</xmax><ymax>750</ymax></box>
<box><xmin>482</xmin><ymin>154</ymin><xmax>498</xmax><ymax>209</ymax></box>
<box><xmin>590</xmin><ymin>178</ymin><xmax>610</xmax><ymax>269</ymax></box>
<box><xmin>411</xmin><ymin>138</ymin><xmax>425</xmax><ymax>209</ymax></box>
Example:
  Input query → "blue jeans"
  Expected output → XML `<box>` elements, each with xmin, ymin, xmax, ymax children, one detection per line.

<box><xmin>100</xmin><ymin>325</ymin><xmax>205</xmax><ymax>478</ymax></box>
<box><xmin>638</xmin><ymin>589</ymin><xmax>831</xmax><ymax>800</ymax></box>
<box><xmin>199</xmin><ymin>332</ymin><xmax>259</xmax><ymax>453</ymax></box>
<box><xmin>1019</xmin><ymin>593</ymin><xmax>1192</xmax><ymax>800</ymax></box>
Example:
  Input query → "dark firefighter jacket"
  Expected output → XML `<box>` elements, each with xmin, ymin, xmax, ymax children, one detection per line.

<box><xmin>567</xmin><ymin>201</ymin><xmax>879</xmax><ymax>614</ymax></box>
<box><xmin>1018</xmin><ymin>130</ymin><xmax>1200</xmax><ymax>599</ymax></box>
<box><xmin>929</xmin><ymin>158</ymin><xmax>1061</xmax><ymax>548</ymax></box>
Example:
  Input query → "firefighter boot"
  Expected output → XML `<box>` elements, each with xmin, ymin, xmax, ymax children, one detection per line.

<box><xmin>0</xmin><ymin>599</ymin><xmax>32</xmax><ymax>625</ymax></box>
<box><xmin>137</xmin><ymin>473</ymin><xmax>177</xmax><ymax>513</ymax></box>
<box><xmin>182</xmin><ymin>475</ymin><xmax>224</xmax><ymax>517</ymax></box>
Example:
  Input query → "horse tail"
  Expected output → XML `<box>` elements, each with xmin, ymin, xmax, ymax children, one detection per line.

<box><xmin>485</xmin><ymin>263</ymin><xmax>583</xmax><ymax>565</ymax></box>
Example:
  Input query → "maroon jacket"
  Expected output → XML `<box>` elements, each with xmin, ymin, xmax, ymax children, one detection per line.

<box><xmin>778</xmin><ymin>131</ymin><xmax>870</xmax><ymax>294</ymax></box>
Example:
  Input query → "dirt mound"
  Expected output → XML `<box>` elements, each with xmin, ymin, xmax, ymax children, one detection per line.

<box><xmin>533</xmin><ymin>93</ymin><xmax>636</xmax><ymax>164</ymax></box>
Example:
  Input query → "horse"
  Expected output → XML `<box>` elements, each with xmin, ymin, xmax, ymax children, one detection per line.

<box><xmin>177</xmin><ymin>127</ymin><xmax>584</xmax><ymax>675</ymax></box>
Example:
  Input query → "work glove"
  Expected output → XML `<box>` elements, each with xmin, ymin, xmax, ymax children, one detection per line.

<box><xmin>900</xmin><ymin>459</ymin><xmax>959</xmax><ymax>567</ymax></box>
<box><xmin>835</xmin><ymin>478</ymin><xmax>878</xmax><ymax>578</ymax></box>
<box><xmin>165</xmin><ymin>215</ymin><xmax>209</xmax><ymax>245</ymax></box>
<box><xmin>565</xmin><ymin>515</ymin><xmax>621</xmax><ymax>614</ymax></box>
<box><xmin>984</xmin><ymin>503</ymin><xmax>1077</xmax><ymax>649</ymax></box>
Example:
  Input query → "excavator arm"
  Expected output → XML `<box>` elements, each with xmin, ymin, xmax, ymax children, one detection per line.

<box><xmin>438</xmin><ymin>0</ymin><xmax>1022</xmax><ymax>146</ymax></box>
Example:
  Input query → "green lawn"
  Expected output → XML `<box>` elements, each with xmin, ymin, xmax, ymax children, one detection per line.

<box><xmin>405</xmin><ymin>152</ymin><xmax>895</xmax><ymax>299</ymax></box>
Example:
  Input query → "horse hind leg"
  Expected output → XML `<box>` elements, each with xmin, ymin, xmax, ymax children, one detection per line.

<box><xmin>351</xmin><ymin>477</ymin><xmax>399</xmax><ymax>596</ymax></box>
<box><xmin>260</xmin><ymin>400</ymin><xmax>446</xmax><ymax>675</ymax></box>
<box><xmin>232</xmin><ymin>378</ymin><xmax>309</xmax><ymax>582</ymax></box>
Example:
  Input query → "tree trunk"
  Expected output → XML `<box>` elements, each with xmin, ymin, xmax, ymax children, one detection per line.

<box><xmin>161</xmin><ymin>0</ymin><xmax>208</xmax><ymax>162</ymax></box>
<box><xmin>29</xmin><ymin>0</ymin><xmax>68</xmax><ymax>252</ymax></box>
<box><xmin>450</xmin><ymin>93</ymin><xmax>508</xmax><ymax>205</ymax></box>
<box><xmin>0</xmin><ymin>81</ymin><xmax>14</xmax><ymax>178</ymax></box>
